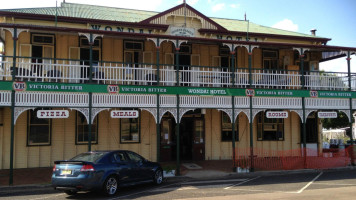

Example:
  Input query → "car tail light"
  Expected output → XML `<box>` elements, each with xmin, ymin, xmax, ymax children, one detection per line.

<box><xmin>52</xmin><ymin>165</ymin><xmax>56</xmax><ymax>172</ymax></box>
<box><xmin>80</xmin><ymin>164</ymin><xmax>95</xmax><ymax>172</ymax></box>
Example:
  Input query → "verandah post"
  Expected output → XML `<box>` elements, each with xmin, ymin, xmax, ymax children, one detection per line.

<box><xmin>347</xmin><ymin>51</ymin><xmax>354</xmax><ymax>165</ymax></box>
<box><xmin>156</xmin><ymin>38</ymin><xmax>161</xmax><ymax>162</ymax></box>
<box><xmin>248</xmin><ymin>45</ymin><xmax>254</xmax><ymax>172</ymax></box>
<box><xmin>176</xmin><ymin>94</ymin><xmax>180</xmax><ymax>175</ymax></box>
<box><xmin>9</xmin><ymin>90</ymin><xmax>15</xmax><ymax>185</ymax></box>
<box><xmin>302</xmin><ymin>97</ymin><xmax>307</xmax><ymax>168</ymax></box>
<box><xmin>88</xmin><ymin>92</ymin><xmax>92</xmax><ymax>151</ymax></box>
<box><xmin>89</xmin><ymin>33</ymin><xmax>93</xmax><ymax>83</ymax></box>
<box><xmin>232</xmin><ymin>96</ymin><xmax>236</xmax><ymax>172</ymax></box>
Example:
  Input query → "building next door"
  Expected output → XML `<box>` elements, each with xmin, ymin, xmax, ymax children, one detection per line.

<box><xmin>180</xmin><ymin>111</ymin><xmax>205</xmax><ymax>161</ymax></box>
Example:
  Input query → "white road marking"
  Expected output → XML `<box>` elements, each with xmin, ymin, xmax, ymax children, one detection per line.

<box><xmin>181</xmin><ymin>179</ymin><xmax>248</xmax><ymax>185</ymax></box>
<box><xmin>28</xmin><ymin>193</ymin><xmax>65</xmax><ymax>200</ymax></box>
<box><xmin>224</xmin><ymin>176</ymin><xmax>261</xmax><ymax>190</ymax></box>
<box><xmin>294</xmin><ymin>172</ymin><xmax>323</xmax><ymax>194</ymax></box>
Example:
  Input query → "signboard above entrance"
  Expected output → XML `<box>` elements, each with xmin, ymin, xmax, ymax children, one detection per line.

<box><xmin>266</xmin><ymin>111</ymin><xmax>288</xmax><ymax>118</ymax></box>
<box><xmin>318</xmin><ymin>112</ymin><xmax>337</xmax><ymax>118</ymax></box>
<box><xmin>111</xmin><ymin>110</ymin><xmax>139</xmax><ymax>118</ymax></box>
<box><xmin>37</xmin><ymin>110</ymin><xmax>69</xmax><ymax>118</ymax></box>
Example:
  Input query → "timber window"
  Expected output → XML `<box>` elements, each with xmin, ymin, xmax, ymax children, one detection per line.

<box><xmin>221</xmin><ymin>112</ymin><xmax>239</xmax><ymax>141</ymax></box>
<box><xmin>263</xmin><ymin>49</ymin><xmax>279</xmax><ymax>70</ymax></box>
<box><xmin>27</xmin><ymin>109</ymin><xmax>51</xmax><ymax>146</ymax></box>
<box><xmin>76</xmin><ymin>111</ymin><xmax>98</xmax><ymax>144</ymax></box>
<box><xmin>120</xmin><ymin>110</ymin><xmax>140</xmax><ymax>143</ymax></box>
<box><xmin>257</xmin><ymin>111</ymin><xmax>284</xmax><ymax>141</ymax></box>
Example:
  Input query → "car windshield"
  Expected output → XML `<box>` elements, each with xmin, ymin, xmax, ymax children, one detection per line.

<box><xmin>70</xmin><ymin>152</ymin><xmax>107</xmax><ymax>163</ymax></box>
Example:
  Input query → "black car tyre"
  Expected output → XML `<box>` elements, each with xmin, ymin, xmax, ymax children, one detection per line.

<box><xmin>103</xmin><ymin>175</ymin><xmax>118</xmax><ymax>196</ymax></box>
<box><xmin>64</xmin><ymin>190</ymin><xmax>77</xmax><ymax>195</ymax></box>
<box><xmin>153</xmin><ymin>169</ymin><xmax>163</xmax><ymax>185</ymax></box>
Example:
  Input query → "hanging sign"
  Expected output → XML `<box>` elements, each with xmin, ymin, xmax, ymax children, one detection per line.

<box><xmin>37</xmin><ymin>110</ymin><xmax>69</xmax><ymax>118</ymax></box>
<box><xmin>266</xmin><ymin>111</ymin><xmax>288</xmax><ymax>118</ymax></box>
<box><xmin>318</xmin><ymin>112</ymin><xmax>337</xmax><ymax>118</ymax></box>
<box><xmin>111</xmin><ymin>110</ymin><xmax>139</xmax><ymax>118</ymax></box>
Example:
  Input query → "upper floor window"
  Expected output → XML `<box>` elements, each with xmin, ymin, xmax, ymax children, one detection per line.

<box><xmin>221</xmin><ymin>112</ymin><xmax>239</xmax><ymax>141</ymax></box>
<box><xmin>257</xmin><ymin>111</ymin><xmax>284</xmax><ymax>141</ymax></box>
<box><xmin>31</xmin><ymin>34</ymin><xmax>54</xmax><ymax>45</ymax></box>
<box><xmin>27</xmin><ymin>109</ymin><xmax>51</xmax><ymax>146</ymax></box>
<box><xmin>263</xmin><ymin>49</ymin><xmax>279</xmax><ymax>70</ymax></box>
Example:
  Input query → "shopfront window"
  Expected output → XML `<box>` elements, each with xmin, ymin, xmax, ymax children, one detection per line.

<box><xmin>221</xmin><ymin>112</ymin><xmax>239</xmax><ymax>141</ymax></box>
<box><xmin>27</xmin><ymin>109</ymin><xmax>51</xmax><ymax>146</ymax></box>
<box><xmin>257</xmin><ymin>111</ymin><xmax>284</xmax><ymax>141</ymax></box>
<box><xmin>120</xmin><ymin>111</ymin><xmax>140</xmax><ymax>143</ymax></box>
<box><xmin>76</xmin><ymin>111</ymin><xmax>98</xmax><ymax>144</ymax></box>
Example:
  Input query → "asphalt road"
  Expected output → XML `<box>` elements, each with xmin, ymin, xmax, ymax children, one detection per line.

<box><xmin>0</xmin><ymin>169</ymin><xmax>356</xmax><ymax>200</ymax></box>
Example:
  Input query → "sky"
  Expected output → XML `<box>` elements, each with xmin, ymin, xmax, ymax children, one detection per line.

<box><xmin>1</xmin><ymin>0</ymin><xmax>355</xmax><ymax>72</ymax></box>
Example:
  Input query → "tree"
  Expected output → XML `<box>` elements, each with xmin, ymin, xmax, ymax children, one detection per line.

<box><xmin>321</xmin><ymin>111</ymin><xmax>352</xmax><ymax>130</ymax></box>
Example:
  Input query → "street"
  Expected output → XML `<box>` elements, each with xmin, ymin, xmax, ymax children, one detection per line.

<box><xmin>0</xmin><ymin>169</ymin><xmax>356</xmax><ymax>200</ymax></box>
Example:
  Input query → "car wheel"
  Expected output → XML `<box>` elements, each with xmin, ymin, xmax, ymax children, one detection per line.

<box><xmin>64</xmin><ymin>190</ymin><xmax>77</xmax><ymax>195</ymax></box>
<box><xmin>153</xmin><ymin>169</ymin><xmax>163</xmax><ymax>185</ymax></box>
<box><xmin>103</xmin><ymin>175</ymin><xmax>118</xmax><ymax>196</ymax></box>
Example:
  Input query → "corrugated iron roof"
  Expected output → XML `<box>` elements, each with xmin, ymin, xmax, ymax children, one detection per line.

<box><xmin>1</xmin><ymin>2</ymin><xmax>319</xmax><ymax>38</ymax></box>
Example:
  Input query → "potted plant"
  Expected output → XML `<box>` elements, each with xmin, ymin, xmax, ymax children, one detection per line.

<box><xmin>237</xmin><ymin>157</ymin><xmax>250</xmax><ymax>173</ymax></box>
<box><xmin>162</xmin><ymin>165</ymin><xmax>176</xmax><ymax>177</ymax></box>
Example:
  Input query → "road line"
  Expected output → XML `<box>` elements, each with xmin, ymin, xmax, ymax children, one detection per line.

<box><xmin>112</xmin><ymin>180</ymin><xmax>189</xmax><ymax>200</ymax></box>
<box><xmin>28</xmin><ymin>193</ymin><xmax>65</xmax><ymax>200</ymax></box>
<box><xmin>295</xmin><ymin>172</ymin><xmax>323</xmax><ymax>194</ymax></box>
<box><xmin>181</xmin><ymin>178</ymin><xmax>248</xmax><ymax>185</ymax></box>
<box><xmin>224</xmin><ymin>176</ymin><xmax>261</xmax><ymax>190</ymax></box>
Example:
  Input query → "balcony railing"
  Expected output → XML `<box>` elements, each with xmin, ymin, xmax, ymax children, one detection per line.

<box><xmin>0</xmin><ymin>56</ymin><xmax>355</xmax><ymax>91</ymax></box>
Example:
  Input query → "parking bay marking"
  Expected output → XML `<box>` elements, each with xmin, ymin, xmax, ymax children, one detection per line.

<box><xmin>224</xmin><ymin>176</ymin><xmax>261</xmax><ymax>190</ymax></box>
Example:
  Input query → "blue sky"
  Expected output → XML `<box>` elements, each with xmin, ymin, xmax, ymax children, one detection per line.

<box><xmin>1</xmin><ymin>0</ymin><xmax>355</xmax><ymax>71</ymax></box>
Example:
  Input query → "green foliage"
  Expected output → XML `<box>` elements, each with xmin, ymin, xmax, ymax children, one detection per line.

<box><xmin>321</xmin><ymin>112</ymin><xmax>352</xmax><ymax>130</ymax></box>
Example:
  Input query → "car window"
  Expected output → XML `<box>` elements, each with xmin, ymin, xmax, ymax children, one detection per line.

<box><xmin>111</xmin><ymin>152</ymin><xmax>127</xmax><ymax>163</ymax></box>
<box><xmin>70</xmin><ymin>152</ymin><xmax>106</xmax><ymax>162</ymax></box>
<box><xmin>126</xmin><ymin>152</ymin><xmax>143</xmax><ymax>163</ymax></box>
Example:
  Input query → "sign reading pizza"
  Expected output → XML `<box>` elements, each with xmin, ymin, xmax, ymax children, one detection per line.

<box><xmin>318</xmin><ymin>112</ymin><xmax>337</xmax><ymax>118</ymax></box>
<box><xmin>111</xmin><ymin>110</ymin><xmax>139</xmax><ymax>118</ymax></box>
<box><xmin>37</xmin><ymin>110</ymin><xmax>69</xmax><ymax>118</ymax></box>
<box><xmin>266</xmin><ymin>111</ymin><xmax>288</xmax><ymax>118</ymax></box>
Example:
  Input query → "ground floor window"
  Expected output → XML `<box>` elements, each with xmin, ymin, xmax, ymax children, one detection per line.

<box><xmin>221</xmin><ymin>112</ymin><xmax>239</xmax><ymax>141</ymax></box>
<box><xmin>76</xmin><ymin>111</ymin><xmax>98</xmax><ymax>144</ymax></box>
<box><xmin>27</xmin><ymin>108</ymin><xmax>51</xmax><ymax>146</ymax></box>
<box><xmin>120</xmin><ymin>110</ymin><xmax>140</xmax><ymax>143</ymax></box>
<box><xmin>257</xmin><ymin>111</ymin><xmax>284</xmax><ymax>141</ymax></box>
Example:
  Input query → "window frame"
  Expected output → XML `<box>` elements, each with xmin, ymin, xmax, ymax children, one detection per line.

<box><xmin>257</xmin><ymin>111</ymin><xmax>284</xmax><ymax>141</ymax></box>
<box><xmin>221</xmin><ymin>112</ymin><xmax>239</xmax><ymax>142</ymax></box>
<box><xmin>75</xmin><ymin>111</ymin><xmax>99</xmax><ymax>145</ymax></box>
<box><xmin>27</xmin><ymin>108</ymin><xmax>52</xmax><ymax>146</ymax></box>
<box><xmin>120</xmin><ymin>110</ymin><xmax>141</xmax><ymax>144</ymax></box>
<box><xmin>262</xmin><ymin>49</ymin><xmax>280</xmax><ymax>70</ymax></box>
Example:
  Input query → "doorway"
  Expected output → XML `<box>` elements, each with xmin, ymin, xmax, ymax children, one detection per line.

<box><xmin>180</xmin><ymin>111</ymin><xmax>205</xmax><ymax>161</ymax></box>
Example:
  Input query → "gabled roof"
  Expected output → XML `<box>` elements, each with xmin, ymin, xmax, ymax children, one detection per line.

<box><xmin>0</xmin><ymin>2</ymin><xmax>327</xmax><ymax>40</ymax></box>
<box><xmin>139</xmin><ymin>3</ymin><xmax>227</xmax><ymax>31</ymax></box>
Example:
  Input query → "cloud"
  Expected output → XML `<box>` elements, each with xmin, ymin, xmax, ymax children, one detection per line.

<box><xmin>230</xmin><ymin>4</ymin><xmax>240</xmax><ymax>9</ymax></box>
<box><xmin>272</xmin><ymin>19</ymin><xmax>299</xmax><ymax>32</ymax></box>
<box><xmin>212</xmin><ymin>3</ymin><xmax>225</xmax><ymax>12</ymax></box>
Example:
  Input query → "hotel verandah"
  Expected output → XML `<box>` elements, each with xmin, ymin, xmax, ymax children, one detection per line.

<box><xmin>0</xmin><ymin>2</ymin><xmax>355</xmax><ymax>181</ymax></box>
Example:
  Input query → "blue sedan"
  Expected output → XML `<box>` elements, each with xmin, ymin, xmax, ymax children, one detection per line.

<box><xmin>52</xmin><ymin>150</ymin><xmax>163</xmax><ymax>196</ymax></box>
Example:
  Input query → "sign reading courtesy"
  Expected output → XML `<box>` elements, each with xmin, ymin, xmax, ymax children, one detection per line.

<box><xmin>266</xmin><ymin>111</ymin><xmax>288</xmax><ymax>118</ymax></box>
<box><xmin>111</xmin><ymin>110</ymin><xmax>139</xmax><ymax>118</ymax></box>
<box><xmin>318</xmin><ymin>112</ymin><xmax>337</xmax><ymax>118</ymax></box>
<box><xmin>37</xmin><ymin>110</ymin><xmax>69</xmax><ymax>118</ymax></box>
